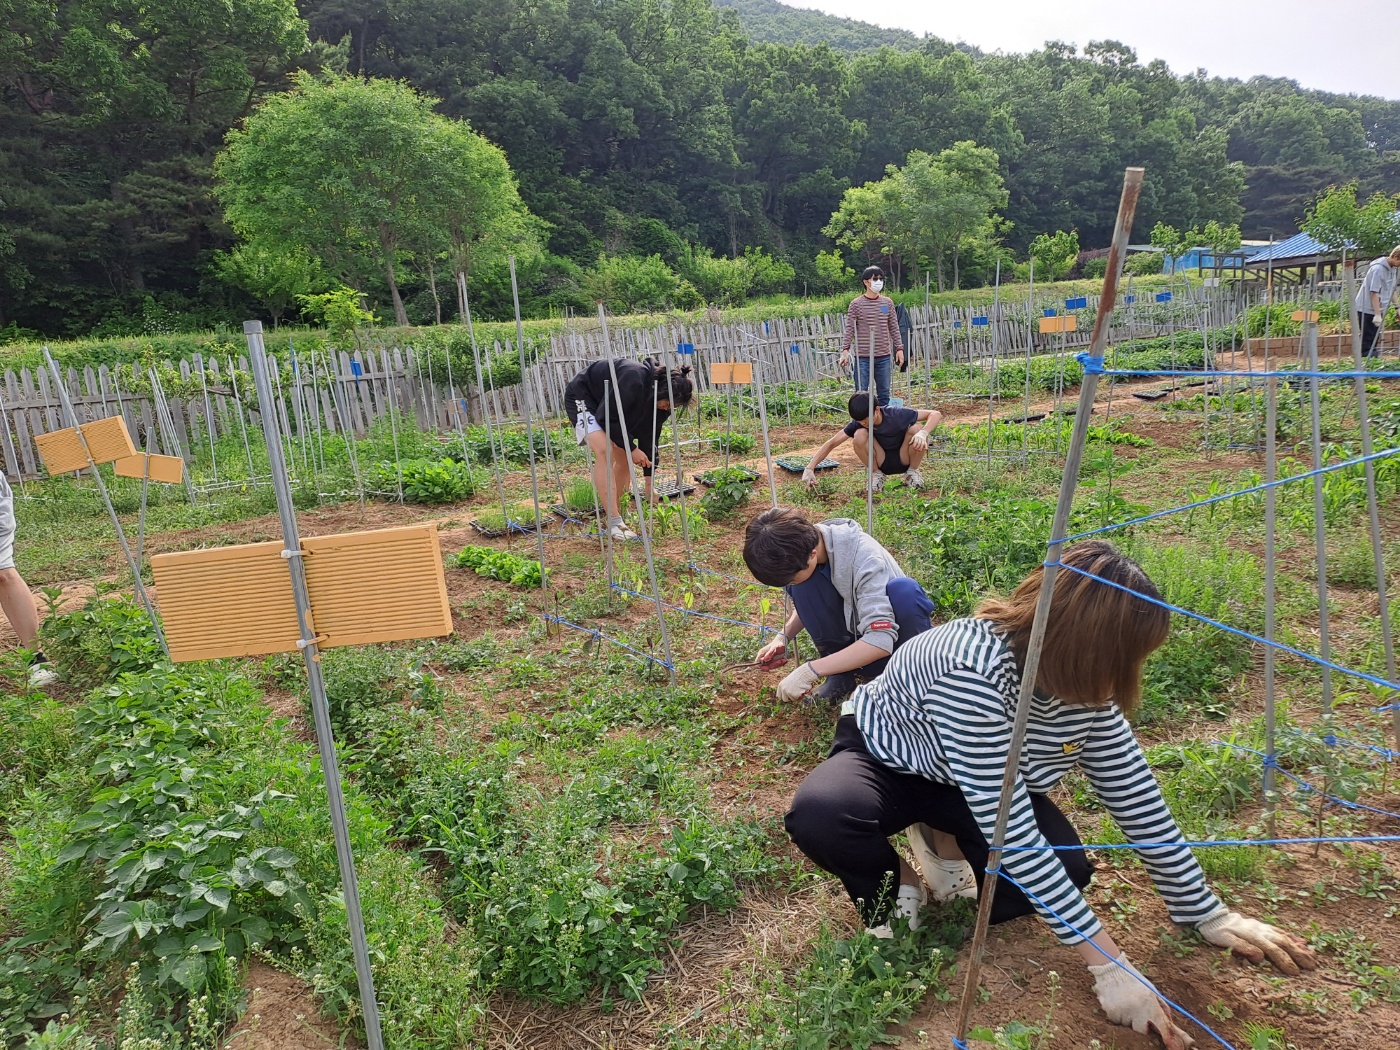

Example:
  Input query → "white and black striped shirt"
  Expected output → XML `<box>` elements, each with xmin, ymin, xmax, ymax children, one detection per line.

<box><xmin>852</xmin><ymin>617</ymin><xmax>1223</xmax><ymax>944</ymax></box>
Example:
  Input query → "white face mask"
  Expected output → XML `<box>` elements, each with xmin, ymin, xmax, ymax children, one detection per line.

<box><xmin>869</xmin><ymin>279</ymin><xmax>884</xmax><ymax>292</ymax></box>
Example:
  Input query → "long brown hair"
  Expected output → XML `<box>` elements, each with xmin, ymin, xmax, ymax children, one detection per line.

<box><xmin>974</xmin><ymin>540</ymin><xmax>1169</xmax><ymax>717</ymax></box>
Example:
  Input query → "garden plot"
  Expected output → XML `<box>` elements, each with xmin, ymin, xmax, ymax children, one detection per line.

<box><xmin>3</xmin><ymin>359</ymin><xmax>1399</xmax><ymax>1050</ymax></box>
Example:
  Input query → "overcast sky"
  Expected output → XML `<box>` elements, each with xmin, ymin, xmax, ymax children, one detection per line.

<box><xmin>803</xmin><ymin>1</ymin><xmax>1399</xmax><ymax>99</ymax></box>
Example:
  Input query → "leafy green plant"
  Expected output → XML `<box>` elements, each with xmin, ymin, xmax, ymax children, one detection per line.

<box><xmin>712</xmin><ymin>432</ymin><xmax>756</xmax><ymax>455</ymax></box>
<box><xmin>699</xmin><ymin>466</ymin><xmax>754</xmax><ymax>520</ymax></box>
<box><xmin>371</xmin><ymin>457</ymin><xmax>476</xmax><ymax>503</ymax></box>
<box><xmin>455</xmin><ymin>545</ymin><xmax>544</xmax><ymax>587</ymax></box>
<box><xmin>38</xmin><ymin>587</ymin><xmax>166</xmax><ymax>690</ymax></box>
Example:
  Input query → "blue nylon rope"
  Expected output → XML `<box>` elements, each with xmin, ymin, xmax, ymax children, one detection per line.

<box><xmin>1050</xmin><ymin>445</ymin><xmax>1400</xmax><ymax>545</ymax></box>
<box><xmin>982</xmin><ymin>867</ymin><xmax>1239</xmax><ymax>1049</ymax></box>
<box><xmin>1047</xmin><ymin>561</ymin><xmax>1400</xmax><ymax>695</ymax></box>
<box><xmin>1217</xmin><ymin>742</ymin><xmax>1400</xmax><ymax>822</ymax></box>
<box><xmin>539</xmin><ymin>614</ymin><xmax>675</xmax><ymax>670</ymax></box>
<box><xmin>685</xmin><ymin>561</ymin><xmax>773</xmax><ymax>587</ymax></box>
<box><xmin>1321</xmin><ymin>734</ymin><xmax>1400</xmax><ymax>762</ymax></box>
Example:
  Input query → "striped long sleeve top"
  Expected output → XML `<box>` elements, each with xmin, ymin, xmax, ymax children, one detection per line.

<box><xmin>842</xmin><ymin>294</ymin><xmax>903</xmax><ymax>357</ymax></box>
<box><xmin>853</xmin><ymin>617</ymin><xmax>1224</xmax><ymax>944</ymax></box>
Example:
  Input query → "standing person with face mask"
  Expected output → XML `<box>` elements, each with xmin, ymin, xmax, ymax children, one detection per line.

<box><xmin>840</xmin><ymin>266</ymin><xmax>904</xmax><ymax>409</ymax></box>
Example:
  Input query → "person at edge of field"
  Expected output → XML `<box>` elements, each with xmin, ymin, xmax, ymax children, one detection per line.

<box><xmin>744</xmin><ymin>507</ymin><xmax>935</xmax><ymax>708</ymax></box>
<box><xmin>783</xmin><ymin>540</ymin><xmax>1317</xmax><ymax>1049</ymax></box>
<box><xmin>801</xmin><ymin>393</ymin><xmax>942</xmax><ymax>493</ymax></box>
<box><xmin>0</xmin><ymin>472</ymin><xmax>57</xmax><ymax>689</ymax></box>
<box><xmin>1354</xmin><ymin>245</ymin><xmax>1400</xmax><ymax>358</ymax></box>
<box><xmin>839</xmin><ymin>265</ymin><xmax>904</xmax><ymax>408</ymax></box>
<box><xmin>564</xmin><ymin>358</ymin><xmax>694</xmax><ymax>542</ymax></box>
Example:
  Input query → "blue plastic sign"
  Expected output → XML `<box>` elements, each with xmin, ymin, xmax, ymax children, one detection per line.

<box><xmin>972</xmin><ymin>316</ymin><xmax>990</xmax><ymax>327</ymax></box>
<box><xmin>789</xmin><ymin>344</ymin><xmax>801</xmax><ymax>354</ymax></box>
<box><xmin>677</xmin><ymin>342</ymin><xmax>695</xmax><ymax>355</ymax></box>
<box><xmin>1065</xmin><ymin>296</ymin><xmax>1088</xmax><ymax>310</ymax></box>
<box><xmin>1123</xmin><ymin>295</ymin><xmax>1136</xmax><ymax>305</ymax></box>
<box><xmin>1155</xmin><ymin>291</ymin><xmax>1173</xmax><ymax>303</ymax></box>
<box><xmin>764</xmin><ymin>322</ymin><xmax>770</xmax><ymax>334</ymax></box>
<box><xmin>350</xmin><ymin>360</ymin><xmax>364</xmax><ymax>378</ymax></box>
<box><xmin>1043</xmin><ymin>308</ymin><xmax>1057</xmax><ymax>318</ymax></box>
<box><xmin>953</xmin><ymin>320</ymin><xmax>963</xmax><ymax>328</ymax></box>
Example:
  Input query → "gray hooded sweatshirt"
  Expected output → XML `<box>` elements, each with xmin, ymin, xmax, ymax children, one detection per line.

<box><xmin>814</xmin><ymin>517</ymin><xmax>904</xmax><ymax>654</ymax></box>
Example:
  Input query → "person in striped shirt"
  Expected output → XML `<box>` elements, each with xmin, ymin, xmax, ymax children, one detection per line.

<box><xmin>840</xmin><ymin>266</ymin><xmax>904</xmax><ymax>408</ymax></box>
<box><xmin>785</xmin><ymin>541</ymin><xmax>1315</xmax><ymax>1048</ymax></box>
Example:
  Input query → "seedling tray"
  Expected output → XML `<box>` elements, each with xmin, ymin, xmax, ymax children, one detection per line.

<box><xmin>652</xmin><ymin>480</ymin><xmax>698</xmax><ymax>499</ymax></box>
<box><xmin>470</xmin><ymin>517</ymin><xmax>551</xmax><ymax>538</ymax></box>
<box><xmin>775</xmin><ymin>455</ymin><xmax>839</xmax><ymax>473</ymax></box>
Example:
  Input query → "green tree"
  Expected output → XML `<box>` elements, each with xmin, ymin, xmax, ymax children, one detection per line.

<box><xmin>1029</xmin><ymin>230</ymin><xmax>1080</xmax><ymax>281</ymax></box>
<box><xmin>1302</xmin><ymin>183</ymin><xmax>1400</xmax><ymax>257</ymax></box>
<box><xmin>212</xmin><ymin>242</ymin><xmax>325</xmax><ymax>327</ymax></box>
<box><xmin>583</xmin><ymin>254</ymin><xmax>679</xmax><ymax>312</ymax></box>
<box><xmin>215</xmin><ymin>73</ymin><xmax>536</xmax><ymax>327</ymax></box>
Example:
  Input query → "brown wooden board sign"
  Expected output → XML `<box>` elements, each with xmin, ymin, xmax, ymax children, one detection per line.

<box><xmin>1038</xmin><ymin>316</ymin><xmax>1078</xmax><ymax>334</ymax></box>
<box><xmin>114</xmin><ymin>453</ymin><xmax>185</xmax><ymax>484</ymax></box>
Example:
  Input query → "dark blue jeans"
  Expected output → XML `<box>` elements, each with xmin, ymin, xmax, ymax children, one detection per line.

<box><xmin>853</xmin><ymin>354</ymin><xmax>893</xmax><ymax>408</ymax></box>
<box><xmin>787</xmin><ymin>565</ymin><xmax>933</xmax><ymax>677</ymax></box>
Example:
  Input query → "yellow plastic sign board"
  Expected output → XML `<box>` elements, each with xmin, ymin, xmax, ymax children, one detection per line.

<box><xmin>114</xmin><ymin>453</ymin><xmax>186</xmax><ymax>485</ymax></box>
<box><xmin>151</xmin><ymin>523</ymin><xmax>453</xmax><ymax>663</ymax></box>
<box><xmin>1290</xmin><ymin>309</ymin><xmax>1319</xmax><ymax>323</ymax></box>
<box><xmin>79</xmin><ymin>416</ymin><xmax>138</xmax><ymax>464</ymax></box>
<box><xmin>301</xmin><ymin>525</ymin><xmax>452</xmax><ymax>648</ymax></box>
<box><xmin>33</xmin><ymin>428</ymin><xmax>90</xmax><ymax>474</ymax></box>
<box><xmin>1038</xmin><ymin>316</ymin><xmax>1078</xmax><ymax>334</ymax></box>
<box><xmin>710</xmin><ymin>361</ymin><xmax>753</xmax><ymax>386</ymax></box>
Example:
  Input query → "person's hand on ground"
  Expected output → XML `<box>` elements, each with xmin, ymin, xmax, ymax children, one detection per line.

<box><xmin>802</xmin><ymin>467</ymin><xmax>817</xmax><ymax>487</ymax></box>
<box><xmin>631</xmin><ymin>448</ymin><xmax>651</xmax><ymax>469</ymax></box>
<box><xmin>1090</xmin><ymin>955</ymin><xmax>1195</xmax><ymax>1049</ymax></box>
<box><xmin>1198</xmin><ymin>911</ymin><xmax>1318</xmax><ymax>975</ymax></box>
<box><xmin>776</xmin><ymin>662</ymin><xmax>822</xmax><ymax>702</ymax></box>
<box><xmin>910</xmin><ymin>431</ymin><xmax>928</xmax><ymax>452</ymax></box>
<box><xmin>754</xmin><ymin>633</ymin><xmax>788</xmax><ymax>667</ymax></box>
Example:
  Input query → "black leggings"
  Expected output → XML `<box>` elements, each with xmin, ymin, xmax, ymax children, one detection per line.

<box><xmin>785</xmin><ymin>716</ymin><xmax>1094</xmax><ymax>926</ymax></box>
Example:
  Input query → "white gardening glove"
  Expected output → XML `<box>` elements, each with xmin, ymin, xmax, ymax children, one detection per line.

<box><xmin>1198</xmin><ymin>910</ymin><xmax>1318</xmax><ymax>976</ymax></box>
<box><xmin>1090</xmin><ymin>955</ymin><xmax>1195</xmax><ymax>1050</ymax></box>
<box><xmin>776</xmin><ymin>661</ymin><xmax>822</xmax><ymax>702</ymax></box>
<box><xmin>910</xmin><ymin>431</ymin><xmax>929</xmax><ymax>452</ymax></box>
<box><xmin>801</xmin><ymin>467</ymin><xmax>817</xmax><ymax>487</ymax></box>
<box><xmin>754</xmin><ymin>632</ymin><xmax>788</xmax><ymax>667</ymax></box>
<box><xmin>839</xmin><ymin>350</ymin><xmax>851</xmax><ymax>369</ymax></box>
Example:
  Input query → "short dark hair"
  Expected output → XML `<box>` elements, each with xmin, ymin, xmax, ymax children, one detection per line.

<box><xmin>847</xmin><ymin>393</ymin><xmax>879</xmax><ymax>422</ymax></box>
<box><xmin>743</xmin><ymin>507</ymin><xmax>820</xmax><ymax>587</ymax></box>
<box><xmin>860</xmin><ymin>265</ymin><xmax>884</xmax><ymax>283</ymax></box>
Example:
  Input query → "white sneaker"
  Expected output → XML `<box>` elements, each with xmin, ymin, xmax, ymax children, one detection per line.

<box><xmin>905</xmin><ymin>823</ymin><xmax>978</xmax><ymax>901</ymax></box>
<box><xmin>28</xmin><ymin>663</ymin><xmax>58</xmax><ymax>689</ymax></box>
<box><xmin>607</xmin><ymin>524</ymin><xmax>639</xmax><ymax>541</ymax></box>
<box><xmin>905</xmin><ymin>469</ymin><xmax>924</xmax><ymax>489</ymax></box>
<box><xmin>865</xmin><ymin>881</ymin><xmax>926</xmax><ymax>939</ymax></box>
<box><xmin>868</xmin><ymin>472</ymin><xmax>886</xmax><ymax>495</ymax></box>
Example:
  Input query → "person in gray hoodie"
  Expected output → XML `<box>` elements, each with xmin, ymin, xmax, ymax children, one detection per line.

<box><xmin>743</xmin><ymin>507</ymin><xmax>934</xmax><ymax>704</ymax></box>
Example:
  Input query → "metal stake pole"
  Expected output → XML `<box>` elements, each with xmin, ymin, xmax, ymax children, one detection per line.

<box><xmin>1344</xmin><ymin>262</ymin><xmax>1399</xmax><ymax>742</ymax></box>
<box><xmin>244</xmin><ymin>323</ymin><xmax>383</xmax><ymax>1050</ymax></box>
<box><xmin>458</xmin><ymin>273</ymin><xmax>513</xmax><ymax>543</ymax></box>
<box><xmin>1304</xmin><ymin>322</ymin><xmax>1333</xmax><ymax>711</ymax></box>
<box><xmin>509</xmin><ymin>257</ymin><xmax>548</xmax><ymax>582</ymax></box>
<box><xmin>229</xmin><ymin>357</ymin><xmax>257</xmax><ymax>481</ymax></box>
<box><xmin>43</xmin><ymin>350</ymin><xmax>167</xmax><ymax>655</ymax></box>
<box><xmin>955</xmin><ymin>167</ymin><xmax>1143</xmax><ymax>1042</ymax></box>
<box><xmin>600</xmin><ymin>307</ymin><xmax>676</xmax><ymax>682</ymax></box>
<box><xmin>1264</xmin><ymin>376</ymin><xmax>1279</xmax><ymax>835</ymax></box>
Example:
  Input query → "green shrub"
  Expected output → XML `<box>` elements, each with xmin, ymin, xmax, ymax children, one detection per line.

<box><xmin>564</xmin><ymin>478</ymin><xmax>599</xmax><ymax>512</ymax></box>
<box><xmin>38</xmin><ymin>587</ymin><xmax>167</xmax><ymax>690</ymax></box>
<box><xmin>712</xmin><ymin>432</ymin><xmax>756</xmax><ymax>455</ymax></box>
<box><xmin>699</xmin><ymin>466</ymin><xmax>754</xmax><ymax>519</ymax></box>
<box><xmin>371</xmin><ymin>457</ymin><xmax>476</xmax><ymax>503</ymax></box>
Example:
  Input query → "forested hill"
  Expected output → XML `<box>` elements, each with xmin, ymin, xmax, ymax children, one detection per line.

<box><xmin>2</xmin><ymin>0</ymin><xmax>1399</xmax><ymax>339</ymax></box>
<box><xmin>712</xmin><ymin>0</ymin><xmax>925</xmax><ymax>51</ymax></box>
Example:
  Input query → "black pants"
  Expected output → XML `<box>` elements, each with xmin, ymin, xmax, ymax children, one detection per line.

<box><xmin>1360</xmin><ymin>312</ymin><xmax>1382</xmax><ymax>358</ymax></box>
<box><xmin>785</xmin><ymin>716</ymin><xmax>1094</xmax><ymax>926</ymax></box>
